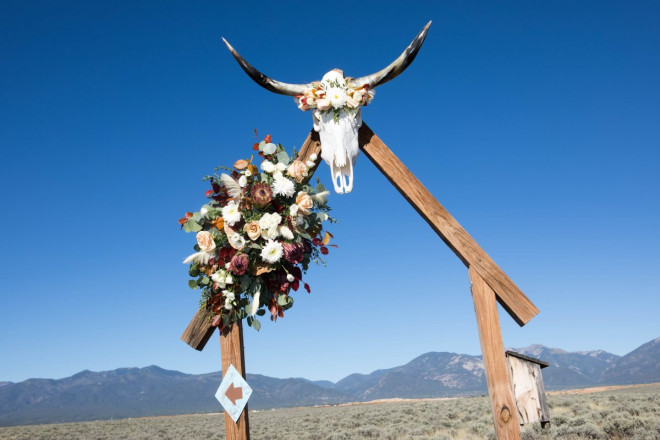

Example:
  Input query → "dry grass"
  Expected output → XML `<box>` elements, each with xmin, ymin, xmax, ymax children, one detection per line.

<box><xmin>1</xmin><ymin>383</ymin><xmax>658</xmax><ymax>439</ymax></box>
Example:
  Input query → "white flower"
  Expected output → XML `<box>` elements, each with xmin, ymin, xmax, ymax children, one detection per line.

<box><xmin>327</xmin><ymin>87</ymin><xmax>347</xmax><ymax>109</ymax></box>
<box><xmin>289</xmin><ymin>204</ymin><xmax>299</xmax><ymax>216</ymax></box>
<box><xmin>225</xmin><ymin>262</ymin><xmax>231</xmax><ymax>269</ymax></box>
<box><xmin>309</xmin><ymin>153</ymin><xmax>318</xmax><ymax>161</ymax></box>
<box><xmin>222</xmin><ymin>201</ymin><xmax>242</xmax><ymax>226</ymax></box>
<box><xmin>262</xmin><ymin>143</ymin><xmax>277</xmax><ymax>155</ymax></box>
<box><xmin>279</xmin><ymin>225</ymin><xmax>294</xmax><ymax>240</ymax></box>
<box><xmin>313</xmin><ymin>190</ymin><xmax>330</xmax><ymax>205</ymax></box>
<box><xmin>261</xmin><ymin>239</ymin><xmax>283</xmax><ymax>264</ymax></box>
<box><xmin>225</xmin><ymin>274</ymin><xmax>233</xmax><ymax>285</ymax></box>
<box><xmin>238</xmin><ymin>175</ymin><xmax>247</xmax><ymax>187</ymax></box>
<box><xmin>224</xmin><ymin>298</ymin><xmax>233</xmax><ymax>310</ymax></box>
<box><xmin>212</xmin><ymin>269</ymin><xmax>228</xmax><ymax>288</ymax></box>
<box><xmin>306</xmin><ymin>160</ymin><xmax>315</xmax><ymax>168</ymax></box>
<box><xmin>272</xmin><ymin>175</ymin><xmax>295</xmax><ymax>198</ymax></box>
<box><xmin>224</xmin><ymin>290</ymin><xmax>235</xmax><ymax>301</ymax></box>
<box><xmin>261</xmin><ymin>160</ymin><xmax>276</xmax><ymax>173</ymax></box>
<box><xmin>231</xmin><ymin>233</ymin><xmax>246</xmax><ymax>249</ymax></box>
<box><xmin>261</xmin><ymin>226</ymin><xmax>279</xmax><ymax>240</ymax></box>
<box><xmin>287</xmin><ymin>273</ymin><xmax>295</xmax><ymax>282</ymax></box>
<box><xmin>258</xmin><ymin>212</ymin><xmax>282</xmax><ymax>231</ymax></box>
<box><xmin>276</xmin><ymin>162</ymin><xmax>287</xmax><ymax>172</ymax></box>
<box><xmin>200</xmin><ymin>206</ymin><xmax>209</xmax><ymax>216</ymax></box>
<box><xmin>273</xmin><ymin>170</ymin><xmax>283</xmax><ymax>180</ymax></box>
<box><xmin>245</xmin><ymin>170</ymin><xmax>252</xmax><ymax>177</ymax></box>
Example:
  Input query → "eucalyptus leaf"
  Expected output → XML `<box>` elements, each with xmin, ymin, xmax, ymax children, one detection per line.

<box><xmin>277</xmin><ymin>295</ymin><xmax>288</xmax><ymax>306</ymax></box>
<box><xmin>200</xmin><ymin>276</ymin><xmax>210</xmax><ymax>286</ymax></box>
<box><xmin>186</xmin><ymin>219</ymin><xmax>202</xmax><ymax>232</ymax></box>
<box><xmin>276</xmin><ymin>150</ymin><xmax>290</xmax><ymax>165</ymax></box>
<box><xmin>188</xmin><ymin>280</ymin><xmax>198</xmax><ymax>289</ymax></box>
<box><xmin>256</xmin><ymin>309</ymin><xmax>266</xmax><ymax>316</ymax></box>
<box><xmin>252</xmin><ymin>318</ymin><xmax>261</xmax><ymax>331</ymax></box>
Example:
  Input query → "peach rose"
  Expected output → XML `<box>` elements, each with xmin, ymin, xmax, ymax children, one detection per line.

<box><xmin>243</xmin><ymin>221</ymin><xmax>262</xmax><ymax>241</ymax></box>
<box><xmin>196</xmin><ymin>231</ymin><xmax>216</xmax><ymax>252</ymax></box>
<box><xmin>233</xmin><ymin>159</ymin><xmax>249</xmax><ymax>170</ymax></box>
<box><xmin>296</xmin><ymin>192</ymin><xmax>314</xmax><ymax>215</ymax></box>
<box><xmin>287</xmin><ymin>160</ymin><xmax>307</xmax><ymax>179</ymax></box>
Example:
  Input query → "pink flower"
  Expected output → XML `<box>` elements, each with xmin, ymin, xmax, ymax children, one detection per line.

<box><xmin>282</xmin><ymin>242</ymin><xmax>304</xmax><ymax>264</ymax></box>
<box><xmin>230</xmin><ymin>253</ymin><xmax>249</xmax><ymax>276</ymax></box>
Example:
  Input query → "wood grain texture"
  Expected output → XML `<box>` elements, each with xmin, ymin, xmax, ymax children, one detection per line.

<box><xmin>506</xmin><ymin>354</ymin><xmax>550</xmax><ymax>426</ymax></box>
<box><xmin>220</xmin><ymin>320</ymin><xmax>250</xmax><ymax>440</ymax></box>
<box><xmin>180</xmin><ymin>308</ymin><xmax>215</xmax><ymax>351</ymax></box>
<box><xmin>358</xmin><ymin>122</ymin><xmax>538</xmax><ymax>326</ymax></box>
<box><xmin>295</xmin><ymin>129</ymin><xmax>323</xmax><ymax>184</ymax></box>
<box><xmin>469</xmin><ymin>266</ymin><xmax>521</xmax><ymax>439</ymax></box>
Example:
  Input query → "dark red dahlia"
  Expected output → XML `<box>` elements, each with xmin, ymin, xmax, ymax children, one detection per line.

<box><xmin>230</xmin><ymin>253</ymin><xmax>249</xmax><ymax>276</ymax></box>
<box><xmin>282</xmin><ymin>242</ymin><xmax>304</xmax><ymax>264</ymax></box>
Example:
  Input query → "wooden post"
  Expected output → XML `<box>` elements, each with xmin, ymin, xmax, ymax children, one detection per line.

<box><xmin>220</xmin><ymin>320</ymin><xmax>250</xmax><ymax>440</ymax></box>
<box><xmin>469</xmin><ymin>266</ymin><xmax>521</xmax><ymax>440</ymax></box>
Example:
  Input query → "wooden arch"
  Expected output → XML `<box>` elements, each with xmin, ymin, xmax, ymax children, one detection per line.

<box><xmin>181</xmin><ymin>122</ymin><xmax>539</xmax><ymax>440</ymax></box>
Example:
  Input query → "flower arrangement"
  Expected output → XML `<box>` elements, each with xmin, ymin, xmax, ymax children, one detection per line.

<box><xmin>180</xmin><ymin>135</ymin><xmax>335</xmax><ymax>331</ymax></box>
<box><xmin>296</xmin><ymin>78</ymin><xmax>375</xmax><ymax>122</ymax></box>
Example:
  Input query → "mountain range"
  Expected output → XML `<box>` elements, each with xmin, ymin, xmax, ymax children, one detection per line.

<box><xmin>1</xmin><ymin>336</ymin><xmax>658</xmax><ymax>426</ymax></box>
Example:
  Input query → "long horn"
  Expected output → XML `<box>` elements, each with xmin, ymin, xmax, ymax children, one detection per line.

<box><xmin>351</xmin><ymin>21</ymin><xmax>432</xmax><ymax>89</ymax></box>
<box><xmin>222</xmin><ymin>37</ymin><xmax>308</xmax><ymax>96</ymax></box>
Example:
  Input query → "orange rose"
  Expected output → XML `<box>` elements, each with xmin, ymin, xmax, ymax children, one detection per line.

<box><xmin>287</xmin><ymin>160</ymin><xmax>307</xmax><ymax>179</ymax></box>
<box><xmin>196</xmin><ymin>231</ymin><xmax>216</xmax><ymax>252</ymax></box>
<box><xmin>296</xmin><ymin>192</ymin><xmax>314</xmax><ymax>215</ymax></box>
<box><xmin>243</xmin><ymin>221</ymin><xmax>262</xmax><ymax>241</ymax></box>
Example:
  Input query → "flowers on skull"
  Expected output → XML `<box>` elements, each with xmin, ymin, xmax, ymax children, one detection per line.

<box><xmin>296</xmin><ymin>78</ymin><xmax>375</xmax><ymax>119</ymax></box>
<box><xmin>181</xmin><ymin>135</ymin><xmax>336</xmax><ymax>332</ymax></box>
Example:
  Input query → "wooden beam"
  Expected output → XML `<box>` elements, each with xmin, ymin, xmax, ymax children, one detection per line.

<box><xmin>358</xmin><ymin>122</ymin><xmax>538</xmax><ymax>326</ymax></box>
<box><xmin>469</xmin><ymin>266</ymin><xmax>521</xmax><ymax>440</ymax></box>
<box><xmin>181</xmin><ymin>308</ymin><xmax>215</xmax><ymax>351</ymax></box>
<box><xmin>181</xmin><ymin>130</ymin><xmax>323</xmax><ymax>350</ymax></box>
<box><xmin>221</xmin><ymin>320</ymin><xmax>250</xmax><ymax>440</ymax></box>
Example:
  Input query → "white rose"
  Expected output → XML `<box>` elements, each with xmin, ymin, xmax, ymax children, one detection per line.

<box><xmin>238</xmin><ymin>175</ymin><xmax>247</xmax><ymax>187</ymax></box>
<box><xmin>287</xmin><ymin>274</ymin><xmax>295</xmax><ymax>282</ymax></box>
<box><xmin>276</xmin><ymin>162</ymin><xmax>287</xmax><ymax>172</ymax></box>
<box><xmin>261</xmin><ymin>160</ymin><xmax>276</xmax><ymax>173</ymax></box>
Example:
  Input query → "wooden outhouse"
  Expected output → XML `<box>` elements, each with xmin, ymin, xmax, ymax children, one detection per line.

<box><xmin>505</xmin><ymin>351</ymin><xmax>550</xmax><ymax>428</ymax></box>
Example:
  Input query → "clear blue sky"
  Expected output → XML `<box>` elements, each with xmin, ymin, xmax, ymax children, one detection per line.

<box><xmin>1</xmin><ymin>1</ymin><xmax>658</xmax><ymax>384</ymax></box>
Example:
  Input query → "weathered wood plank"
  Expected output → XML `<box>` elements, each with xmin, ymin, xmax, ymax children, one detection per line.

<box><xmin>359</xmin><ymin>123</ymin><xmax>538</xmax><ymax>326</ymax></box>
<box><xmin>469</xmin><ymin>266</ymin><xmax>521</xmax><ymax>440</ymax></box>
<box><xmin>506</xmin><ymin>354</ymin><xmax>549</xmax><ymax>426</ymax></box>
<box><xmin>220</xmin><ymin>320</ymin><xmax>250</xmax><ymax>440</ymax></box>
<box><xmin>180</xmin><ymin>308</ymin><xmax>215</xmax><ymax>351</ymax></box>
<box><xmin>181</xmin><ymin>130</ymin><xmax>322</xmax><ymax>350</ymax></box>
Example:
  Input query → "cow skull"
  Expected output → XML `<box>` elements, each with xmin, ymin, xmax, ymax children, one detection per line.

<box><xmin>222</xmin><ymin>21</ymin><xmax>431</xmax><ymax>193</ymax></box>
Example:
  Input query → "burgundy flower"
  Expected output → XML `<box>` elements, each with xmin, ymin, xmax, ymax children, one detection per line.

<box><xmin>251</xmin><ymin>182</ymin><xmax>272</xmax><ymax>206</ymax></box>
<box><xmin>230</xmin><ymin>253</ymin><xmax>249</xmax><ymax>276</ymax></box>
<box><xmin>282</xmin><ymin>242</ymin><xmax>304</xmax><ymax>264</ymax></box>
<box><xmin>218</xmin><ymin>246</ymin><xmax>237</xmax><ymax>266</ymax></box>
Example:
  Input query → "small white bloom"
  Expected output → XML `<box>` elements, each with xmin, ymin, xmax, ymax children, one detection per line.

<box><xmin>221</xmin><ymin>201</ymin><xmax>242</xmax><ymax>226</ymax></box>
<box><xmin>306</xmin><ymin>160</ymin><xmax>315</xmax><ymax>168</ymax></box>
<box><xmin>224</xmin><ymin>290</ymin><xmax>235</xmax><ymax>301</ymax></box>
<box><xmin>289</xmin><ymin>204</ymin><xmax>299</xmax><ymax>216</ymax></box>
<box><xmin>261</xmin><ymin>239</ymin><xmax>283</xmax><ymax>264</ymax></box>
<box><xmin>225</xmin><ymin>274</ymin><xmax>233</xmax><ymax>285</ymax></box>
<box><xmin>327</xmin><ymin>87</ymin><xmax>347</xmax><ymax>109</ymax></box>
<box><xmin>258</xmin><ymin>212</ymin><xmax>282</xmax><ymax>231</ymax></box>
<box><xmin>231</xmin><ymin>233</ymin><xmax>246</xmax><ymax>249</ymax></box>
<box><xmin>261</xmin><ymin>226</ymin><xmax>279</xmax><ymax>240</ymax></box>
<box><xmin>273</xmin><ymin>170</ymin><xmax>283</xmax><ymax>180</ymax></box>
<box><xmin>212</xmin><ymin>269</ymin><xmax>227</xmax><ymax>287</ymax></box>
<box><xmin>261</xmin><ymin>160</ymin><xmax>276</xmax><ymax>173</ymax></box>
<box><xmin>225</xmin><ymin>262</ymin><xmax>231</xmax><ymax>269</ymax></box>
<box><xmin>262</xmin><ymin>143</ymin><xmax>277</xmax><ymax>155</ymax></box>
<box><xmin>309</xmin><ymin>153</ymin><xmax>317</xmax><ymax>161</ymax></box>
<box><xmin>279</xmin><ymin>225</ymin><xmax>294</xmax><ymax>240</ymax></box>
<box><xmin>200</xmin><ymin>206</ymin><xmax>209</xmax><ymax>216</ymax></box>
<box><xmin>276</xmin><ymin>162</ymin><xmax>287</xmax><ymax>172</ymax></box>
<box><xmin>224</xmin><ymin>298</ymin><xmax>233</xmax><ymax>310</ymax></box>
<box><xmin>272</xmin><ymin>175</ymin><xmax>296</xmax><ymax>198</ymax></box>
<box><xmin>287</xmin><ymin>273</ymin><xmax>295</xmax><ymax>282</ymax></box>
<box><xmin>245</xmin><ymin>170</ymin><xmax>252</xmax><ymax>177</ymax></box>
<box><xmin>238</xmin><ymin>175</ymin><xmax>247</xmax><ymax>187</ymax></box>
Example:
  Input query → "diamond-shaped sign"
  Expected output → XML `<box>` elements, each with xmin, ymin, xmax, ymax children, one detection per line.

<box><xmin>215</xmin><ymin>364</ymin><xmax>252</xmax><ymax>423</ymax></box>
